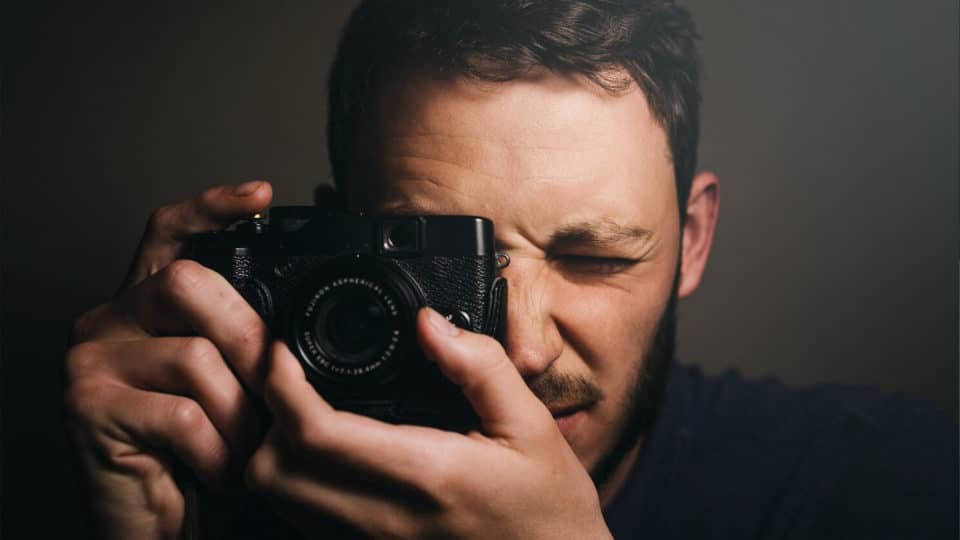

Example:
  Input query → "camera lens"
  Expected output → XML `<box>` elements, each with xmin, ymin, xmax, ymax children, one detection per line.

<box><xmin>321</xmin><ymin>289</ymin><xmax>389</xmax><ymax>361</ymax></box>
<box><xmin>303</xmin><ymin>281</ymin><xmax>400</xmax><ymax>377</ymax></box>
<box><xmin>290</xmin><ymin>256</ymin><xmax>424</xmax><ymax>388</ymax></box>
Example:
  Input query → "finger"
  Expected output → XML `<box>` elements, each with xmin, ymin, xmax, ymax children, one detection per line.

<box><xmin>66</xmin><ymin>337</ymin><xmax>262</xmax><ymax>460</ymax></box>
<box><xmin>246</xmin><ymin>429</ymin><xmax>425</xmax><ymax>540</ymax></box>
<box><xmin>262</xmin><ymin>341</ymin><xmax>333</xmax><ymax>420</ymax></box>
<box><xmin>124</xmin><ymin>181</ymin><xmax>273</xmax><ymax>288</ymax></box>
<box><xmin>416</xmin><ymin>307</ymin><xmax>551</xmax><ymax>439</ymax></box>
<box><xmin>115</xmin><ymin>260</ymin><xmax>271</xmax><ymax>393</ymax></box>
<box><xmin>69</xmin><ymin>382</ymin><xmax>230</xmax><ymax>488</ymax></box>
<box><xmin>262</xmin><ymin>342</ymin><xmax>463</xmax><ymax>486</ymax></box>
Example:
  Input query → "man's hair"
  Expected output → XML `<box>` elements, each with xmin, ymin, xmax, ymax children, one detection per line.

<box><xmin>326</xmin><ymin>0</ymin><xmax>702</xmax><ymax>212</ymax></box>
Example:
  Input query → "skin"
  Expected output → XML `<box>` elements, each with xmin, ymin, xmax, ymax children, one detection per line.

<box><xmin>64</xmin><ymin>71</ymin><xmax>719</xmax><ymax>539</ymax></box>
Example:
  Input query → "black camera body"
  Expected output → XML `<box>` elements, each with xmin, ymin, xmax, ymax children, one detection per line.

<box><xmin>189</xmin><ymin>206</ymin><xmax>507</xmax><ymax>430</ymax></box>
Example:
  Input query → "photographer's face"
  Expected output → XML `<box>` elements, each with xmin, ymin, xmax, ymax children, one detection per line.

<box><xmin>352</xmin><ymin>72</ymin><xmax>680</xmax><ymax>481</ymax></box>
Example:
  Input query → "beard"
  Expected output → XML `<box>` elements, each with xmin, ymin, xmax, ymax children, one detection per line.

<box><xmin>588</xmin><ymin>283</ymin><xmax>677</xmax><ymax>489</ymax></box>
<box><xmin>525</xmin><ymin>274</ymin><xmax>679</xmax><ymax>491</ymax></box>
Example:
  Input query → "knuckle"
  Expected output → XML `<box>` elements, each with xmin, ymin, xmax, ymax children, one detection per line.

<box><xmin>63</xmin><ymin>379</ymin><xmax>106</xmax><ymax>423</ymax></box>
<box><xmin>172</xmin><ymin>337</ymin><xmax>224</xmax><ymax>391</ymax></box>
<box><xmin>179</xmin><ymin>336</ymin><xmax>221</xmax><ymax>370</ymax></box>
<box><xmin>161</xmin><ymin>259</ymin><xmax>206</xmax><ymax>297</ymax></box>
<box><xmin>168</xmin><ymin>398</ymin><xmax>207</xmax><ymax>435</ymax></box>
<box><xmin>64</xmin><ymin>341</ymin><xmax>104</xmax><ymax>381</ymax></box>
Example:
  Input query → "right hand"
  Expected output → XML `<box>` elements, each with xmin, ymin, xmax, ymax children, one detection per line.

<box><xmin>64</xmin><ymin>181</ymin><xmax>273</xmax><ymax>540</ymax></box>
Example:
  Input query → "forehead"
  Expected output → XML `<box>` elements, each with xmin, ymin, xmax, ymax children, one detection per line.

<box><xmin>355</xmin><ymin>71</ymin><xmax>677</xmax><ymax>238</ymax></box>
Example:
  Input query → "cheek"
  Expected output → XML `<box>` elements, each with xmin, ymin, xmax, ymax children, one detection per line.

<box><xmin>551</xmin><ymin>274</ymin><xmax>672</xmax><ymax>375</ymax></box>
<box><xmin>562</xmin><ymin>285</ymin><xmax>657</xmax><ymax>437</ymax></box>
<box><xmin>551</xmin><ymin>275</ymin><xmax>674</xmax><ymax>466</ymax></box>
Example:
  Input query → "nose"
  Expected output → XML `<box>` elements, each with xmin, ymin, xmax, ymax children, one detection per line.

<box><xmin>499</xmin><ymin>258</ymin><xmax>564</xmax><ymax>378</ymax></box>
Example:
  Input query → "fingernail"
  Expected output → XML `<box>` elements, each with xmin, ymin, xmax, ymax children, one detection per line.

<box><xmin>425</xmin><ymin>307</ymin><xmax>460</xmax><ymax>337</ymax></box>
<box><xmin>234</xmin><ymin>181</ymin><xmax>263</xmax><ymax>196</ymax></box>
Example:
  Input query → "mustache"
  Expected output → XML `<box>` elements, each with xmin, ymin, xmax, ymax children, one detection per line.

<box><xmin>526</xmin><ymin>370</ymin><xmax>603</xmax><ymax>409</ymax></box>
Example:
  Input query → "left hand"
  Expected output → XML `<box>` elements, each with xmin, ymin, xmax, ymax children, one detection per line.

<box><xmin>245</xmin><ymin>307</ymin><xmax>613</xmax><ymax>539</ymax></box>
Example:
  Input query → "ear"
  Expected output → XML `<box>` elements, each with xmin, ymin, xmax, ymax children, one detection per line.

<box><xmin>678</xmin><ymin>171</ymin><xmax>720</xmax><ymax>298</ymax></box>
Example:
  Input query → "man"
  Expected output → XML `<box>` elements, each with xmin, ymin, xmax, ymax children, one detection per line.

<box><xmin>64</xmin><ymin>1</ymin><xmax>957</xmax><ymax>539</ymax></box>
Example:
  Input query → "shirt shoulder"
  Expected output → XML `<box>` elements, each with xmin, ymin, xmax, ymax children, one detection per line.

<box><xmin>678</xmin><ymin>364</ymin><xmax>949</xmax><ymax>446</ymax></box>
<box><xmin>606</xmin><ymin>365</ymin><xmax>958</xmax><ymax>540</ymax></box>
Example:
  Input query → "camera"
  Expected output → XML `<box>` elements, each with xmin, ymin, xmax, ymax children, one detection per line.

<box><xmin>188</xmin><ymin>206</ymin><xmax>507</xmax><ymax>430</ymax></box>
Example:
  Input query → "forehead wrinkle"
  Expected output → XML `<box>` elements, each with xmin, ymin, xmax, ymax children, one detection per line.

<box><xmin>379</xmin><ymin>132</ymin><xmax>597</xmax><ymax>181</ymax></box>
<box><xmin>371</xmin><ymin>171</ymin><xmax>508</xmax><ymax>220</ymax></box>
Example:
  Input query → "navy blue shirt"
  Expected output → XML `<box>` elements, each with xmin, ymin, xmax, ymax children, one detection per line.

<box><xmin>603</xmin><ymin>364</ymin><xmax>959</xmax><ymax>539</ymax></box>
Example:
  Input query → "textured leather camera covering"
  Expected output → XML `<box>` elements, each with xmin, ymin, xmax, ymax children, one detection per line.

<box><xmin>218</xmin><ymin>253</ymin><xmax>503</xmax><ymax>341</ymax></box>
<box><xmin>393</xmin><ymin>255</ymin><xmax>498</xmax><ymax>336</ymax></box>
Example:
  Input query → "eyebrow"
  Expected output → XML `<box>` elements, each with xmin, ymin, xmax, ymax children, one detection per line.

<box><xmin>379</xmin><ymin>200</ymin><xmax>653</xmax><ymax>249</ymax></box>
<box><xmin>548</xmin><ymin>220</ymin><xmax>653</xmax><ymax>249</ymax></box>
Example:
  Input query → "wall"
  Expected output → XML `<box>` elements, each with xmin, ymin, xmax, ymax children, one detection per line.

<box><xmin>2</xmin><ymin>1</ymin><xmax>956</xmax><ymax>537</ymax></box>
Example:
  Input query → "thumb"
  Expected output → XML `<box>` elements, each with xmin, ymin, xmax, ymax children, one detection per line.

<box><xmin>416</xmin><ymin>307</ymin><xmax>551</xmax><ymax>439</ymax></box>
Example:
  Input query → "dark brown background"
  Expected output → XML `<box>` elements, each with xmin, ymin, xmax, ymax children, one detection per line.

<box><xmin>2</xmin><ymin>1</ymin><xmax>957</xmax><ymax>538</ymax></box>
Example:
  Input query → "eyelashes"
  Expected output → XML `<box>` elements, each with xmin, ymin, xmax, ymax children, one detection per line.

<box><xmin>550</xmin><ymin>255</ymin><xmax>641</xmax><ymax>276</ymax></box>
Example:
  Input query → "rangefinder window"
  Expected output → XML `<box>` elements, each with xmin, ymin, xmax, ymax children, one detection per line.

<box><xmin>380</xmin><ymin>219</ymin><xmax>421</xmax><ymax>255</ymax></box>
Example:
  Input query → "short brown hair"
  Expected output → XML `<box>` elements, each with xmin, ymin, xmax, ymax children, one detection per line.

<box><xmin>327</xmin><ymin>0</ymin><xmax>702</xmax><ymax>211</ymax></box>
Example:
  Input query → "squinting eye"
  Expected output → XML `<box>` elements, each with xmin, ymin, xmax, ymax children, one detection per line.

<box><xmin>552</xmin><ymin>255</ymin><xmax>639</xmax><ymax>275</ymax></box>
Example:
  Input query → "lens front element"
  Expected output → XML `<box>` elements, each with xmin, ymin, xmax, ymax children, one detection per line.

<box><xmin>291</xmin><ymin>257</ymin><xmax>423</xmax><ymax>388</ymax></box>
<box><xmin>320</xmin><ymin>285</ymin><xmax>392</xmax><ymax>364</ymax></box>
